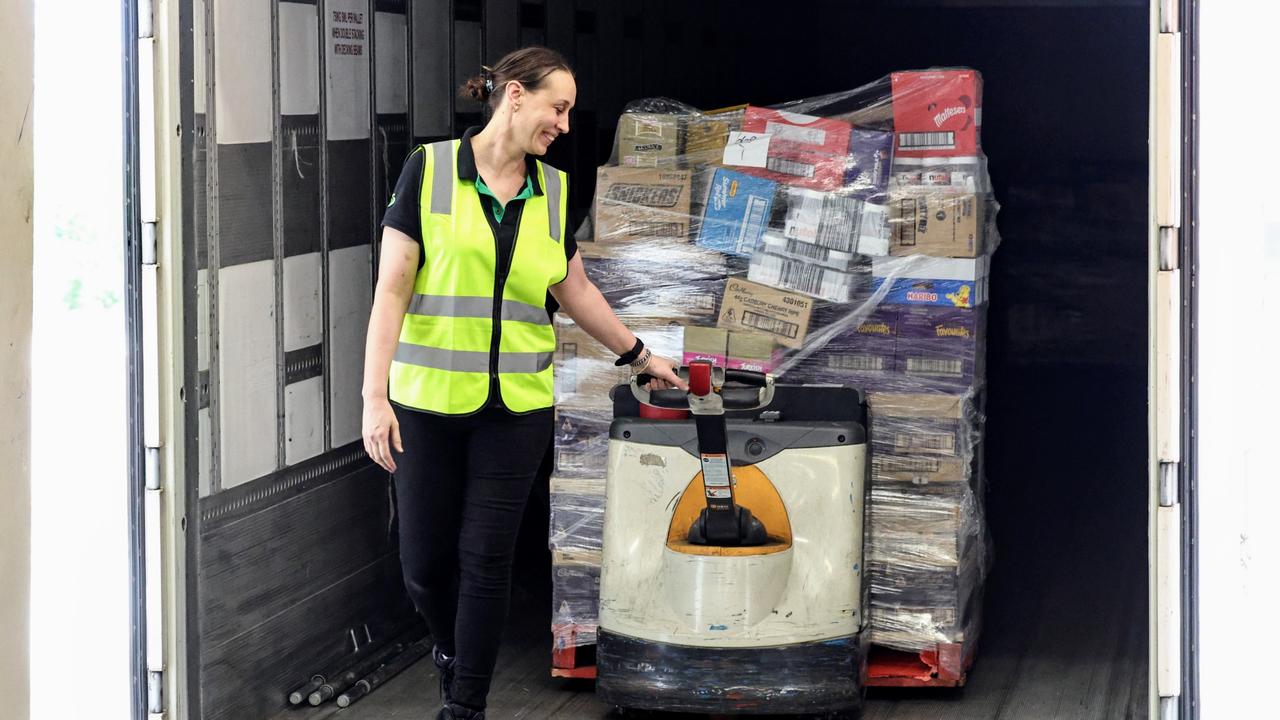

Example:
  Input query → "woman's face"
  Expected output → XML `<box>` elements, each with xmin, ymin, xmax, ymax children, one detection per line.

<box><xmin>510</xmin><ymin>69</ymin><xmax>576</xmax><ymax>156</ymax></box>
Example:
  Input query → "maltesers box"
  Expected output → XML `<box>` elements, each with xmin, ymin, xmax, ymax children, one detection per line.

<box><xmin>696</xmin><ymin>168</ymin><xmax>778</xmax><ymax>257</ymax></box>
<box><xmin>889</xmin><ymin>190</ymin><xmax>984</xmax><ymax>258</ymax></box>
<box><xmin>618</xmin><ymin>112</ymin><xmax>682</xmax><ymax>167</ymax></box>
<box><xmin>871</xmin><ymin>255</ymin><xmax>990</xmax><ymax>308</ymax></box>
<box><xmin>891</xmin><ymin>69</ymin><xmax>983</xmax><ymax>158</ymax></box>
<box><xmin>716</xmin><ymin>278</ymin><xmax>813</xmax><ymax>349</ymax></box>
<box><xmin>593</xmin><ymin>166</ymin><xmax>693</xmax><ymax>246</ymax></box>
<box><xmin>726</xmin><ymin>332</ymin><xmax>784</xmax><ymax>374</ymax></box>
<box><xmin>682</xmin><ymin>326</ymin><xmax>729</xmax><ymax>367</ymax></box>
<box><xmin>893</xmin><ymin>305</ymin><xmax>985</xmax><ymax>390</ymax></box>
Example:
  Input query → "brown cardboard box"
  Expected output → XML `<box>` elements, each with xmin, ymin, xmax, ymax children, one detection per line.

<box><xmin>682</xmin><ymin>326</ymin><xmax>728</xmax><ymax>367</ymax></box>
<box><xmin>889</xmin><ymin>190</ymin><xmax>984</xmax><ymax>258</ymax></box>
<box><xmin>618</xmin><ymin>112</ymin><xmax>682</xmax><ymax>167</ymax></box>
<box><xmin>554</xmin><ymin>318</ymin><xmax>685</xmax><ymax>410</ymax></box>
<box><xmin>593</xmin><ymin>166</ymin><xmax>693</xmax><ymax>247</ymax></box>
<box><xmin>726</xmin><ymin>332</ymin><xmax>783</xmax><ymax>373</ymax></box>
<box><xmin>716</xmin><ymin>278</ymin><xmax>813</xmax><ymax>349</ymax></box>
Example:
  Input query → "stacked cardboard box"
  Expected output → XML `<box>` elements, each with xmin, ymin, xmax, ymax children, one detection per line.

<box><xmin>551</xmin><ymin>71</ymin><xmax>1001</xmax><ymax>661</ymax></box>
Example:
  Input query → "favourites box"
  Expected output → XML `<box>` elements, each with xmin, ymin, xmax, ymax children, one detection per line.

<box><xmin>894</xmin><ymin>305</ymin><xmax>985</xmax><ymax>390</ymax></box>
<box><xmin>891</xmin><ymin>69</ymin><xmax>983</xmax><ymax>158</ymax></box>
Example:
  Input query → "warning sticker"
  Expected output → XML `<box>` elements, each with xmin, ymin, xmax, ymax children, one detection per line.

<box><xmin>701</xmin><ymin>454</ymin><xmax>733</xmax><ymax>499</ymax></box>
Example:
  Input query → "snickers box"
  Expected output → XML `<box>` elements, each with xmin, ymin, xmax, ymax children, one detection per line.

<box><xmin>891</xmin><ymin>69</ymin><xmax>983</xmax><ymax>158</ymax></box>
<box><xmin>894</xmin><ymin>305</ymin><xmax>986</xmax><ymax>391</ymax></box>
<box><xmin>593</xmin><ymin>166</ymin><xmax>693</xmax><ymax>247</ymax></box>
<box><xmin>872</xmin><ymin>255</ymin><xmax>990</xmax><ymax>308</ymax></box>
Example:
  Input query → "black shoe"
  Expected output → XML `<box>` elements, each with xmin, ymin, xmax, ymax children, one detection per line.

<box><xmin>437</xmin><ymin>703</ymin><xmax>485</xmax><ymax>720</ymax></box>
<box><xmin>431</xmin><ymin>646</ymin><xmax>456</xmax><ymax>704</ymax></box>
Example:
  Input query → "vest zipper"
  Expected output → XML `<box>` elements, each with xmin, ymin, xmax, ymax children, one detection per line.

<box><xmin>490</xmin><ymin>203</ymin><xmax>527</xmax><ymax>402</ymax></box>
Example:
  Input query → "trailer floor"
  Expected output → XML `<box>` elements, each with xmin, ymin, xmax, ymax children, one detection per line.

<box><xmin>279</xmin><ymin>369</ymin><xmax>1149</xmax><ymax>720</ymax></box>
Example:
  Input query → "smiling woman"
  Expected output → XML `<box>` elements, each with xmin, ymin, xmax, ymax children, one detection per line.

<box><xmin>359</xmin><ymin>46</ymin><xmax>685</xmax><ymax>720</ymax></box>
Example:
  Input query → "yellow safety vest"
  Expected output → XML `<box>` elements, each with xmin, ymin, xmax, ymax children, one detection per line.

<box><xmin>389</xmin><ymin>140</ymin><xmax>569</xmax><ymax>415</ymax></box>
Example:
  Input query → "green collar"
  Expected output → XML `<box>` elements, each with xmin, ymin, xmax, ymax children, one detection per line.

<box><xmin>475</xmin><ymin>173</ymin><xmax>535</xmax><ymax>224</ymax></box>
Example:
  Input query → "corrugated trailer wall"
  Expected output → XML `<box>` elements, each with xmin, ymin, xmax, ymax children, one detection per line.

<box><xmin>179</xmin><ymin>2</ymin><xmax>653</xmax><ymax>719</ymax></box>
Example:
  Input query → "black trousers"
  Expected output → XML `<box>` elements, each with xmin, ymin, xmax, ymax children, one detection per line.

<box><xmin>392</xmin><ymin>404</ymin><xmax>553</xmax><ymax>710</ymax></box>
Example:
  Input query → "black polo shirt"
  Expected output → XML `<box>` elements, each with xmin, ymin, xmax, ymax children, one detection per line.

<box><xmin>381</xmin><ymin>127</ymin><xmax>578</xmax><ymax>413</ymax></box>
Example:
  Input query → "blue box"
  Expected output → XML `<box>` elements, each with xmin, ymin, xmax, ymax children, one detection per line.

<box><xmin>871</xmin><ymin>255</ymin><xmax>989</xmax><ymax>308</ymax></box>
<box><xmin>696</xmin><ymin>168</ymin><xmax>778</xmax><ymax>257</ymax></box>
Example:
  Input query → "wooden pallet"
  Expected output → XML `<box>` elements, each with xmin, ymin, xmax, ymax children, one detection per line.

<box><xmin>865</xmin><ymin>641</ymin><xmax>977</xmax><ymax>687</ymax></box>
<box><xmin>550</xmin><ymin>623</ymin><xmax>598</xmax><ymax>679</ymax></box>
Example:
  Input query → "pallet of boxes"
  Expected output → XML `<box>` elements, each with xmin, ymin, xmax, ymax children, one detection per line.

<box><xmin>549</xmin><ymin>69</ymin><xmax>1001</xmax><ymax>688</ymax></box>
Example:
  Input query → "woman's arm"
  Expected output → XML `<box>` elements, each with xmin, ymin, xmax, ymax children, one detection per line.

<box><xmin>361</xmin><ymin>227</ymin><xmax>419</xmax><ymax>472</ymax></box>
<box><xmin>550</xmin><ymin>253</ymin><xmax>688</xmax><ymax>391</ymax></box>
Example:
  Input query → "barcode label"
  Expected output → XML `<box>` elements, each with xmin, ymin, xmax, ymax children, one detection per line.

<box><xmin>827</xmin><ymin>355</ymin><xmax>886</xmax><ymax>371</ymax></box>
<box><xmin>627</xmin><ymin>221</ymin><xmax>684</xmax><ymax>238</ymax></box>
<box><xmin>766</xmin><ymin>120</ymin><xmax>828</xmax><ymax>148</ymax></box>
<box><xmin>784</xmin><ymin>189</ymin><xmax>860</xmax><ymax>253</ymax></box>
<box><xmin>750</xmin><ymin>253</ymin><xmax>854</xmax><ymax>302</ymax></box>
<box><xmin>604</xmin><ymin>183</ymin><xmax>684</xmax><ymax>207</ymax></box>
<box><xmin>906</xmin><ymin>357</ymin><xmax>965</xmax><ymax>376</ymax></box>
<box><xmin>893</xmin><ymin>197</ymin><xmax>919</xmax><ymax>247</ymax></box>
<box><xmin>873</xmin><ymin>456</ymin><xmax>941</xmax><ymax>473</ymax></box>
<box><xmin>767</xmin><ymin>156</ymin><xmax>816</xmax><ymax>178</ymax></box>
<box><xmin>740</xmin><ymin>310</ymin><xmax>799</xmax><ymax>339</ymax></box>
<box><xmin>786</xmin><ymin>237</ymin><xmax>836</xmax><ymax>263</ymax></box>
<box><xmin>899</xmin><ymin>131</ymin><xmax>957</xmax><ymax>150</ymax></box>
<box><xmin>734</xmin><ymin>195</ymin><xmax>769</xmax><ymax>253</ymax></box>
<box><xmin>895</xmin><ymin>432</ymin><xmax>956</xmax><ymax>453</ymax></box>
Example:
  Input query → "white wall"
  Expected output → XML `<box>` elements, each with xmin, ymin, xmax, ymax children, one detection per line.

<box><xmin>1197</xmin><ymin>3</ymin><xmax>1280</xmax><ymax>716</ymax></box>
<box><xmin>0</xmin><ymin>0</ymin><xmax>33</xmax><ymax>717</ymax></box>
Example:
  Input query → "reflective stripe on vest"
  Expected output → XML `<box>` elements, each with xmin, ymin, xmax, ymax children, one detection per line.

<box><xmin>388</xmin><ymin>140</ymin><xmax>569</xmax><ymax>415</ymax></box>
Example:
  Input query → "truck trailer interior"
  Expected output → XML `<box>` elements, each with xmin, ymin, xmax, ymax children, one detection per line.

<box><xmin>162</xmin><ymin>1</ymin><xmax>1161</xmax><ymax>718</ymax></box>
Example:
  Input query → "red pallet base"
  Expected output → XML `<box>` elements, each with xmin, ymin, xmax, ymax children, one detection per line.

<box><xmin>865</xmin><ymin>642</ymin><xmax>976</xmax><ymax>687</ymax></box>
<box><xmin>550</xmin><ymin>624</ymin><xmax>598</xmax><ymax>679</ymax></box>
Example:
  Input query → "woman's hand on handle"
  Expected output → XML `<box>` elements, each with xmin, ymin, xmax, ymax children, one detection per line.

<box><xmin>363</xmin><ymin>397</ymin><xmax>403</xmax><ymax>473</ymax></box>
<box><xmin>639</xmin><ymin>354</ymin><xmax>689</xmax><ymax>392</ymax></box>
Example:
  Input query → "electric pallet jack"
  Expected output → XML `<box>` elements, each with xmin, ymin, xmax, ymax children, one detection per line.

<box><xmin>596</xmin><ymin>361</ymin><xmax>870</xmax><ymax>718</ymax></box>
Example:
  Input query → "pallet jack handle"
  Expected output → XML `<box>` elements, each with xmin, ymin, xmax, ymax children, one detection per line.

<box><xmin>631</xmin><ymin>364</ymin><xmax>775</xmax><ymax>414</ymax></box>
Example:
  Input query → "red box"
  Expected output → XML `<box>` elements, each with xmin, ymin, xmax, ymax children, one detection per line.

<box><xmin>891</xmin><ymin>70</ymin><xmax>983</xmax><ymax>158</ymax></box>
<box><xmin>743</xmin><ymin>106</ymin><xmax>852</xmax><ymax>155</ymax></box>
<box><xmin>740</xmin><ymin>107</ymin><xmax>852</xmax><ymax>191</ymax></box>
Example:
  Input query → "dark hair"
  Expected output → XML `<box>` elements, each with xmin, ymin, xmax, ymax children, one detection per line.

<box><xmin>460</xmin><ymin>46</ymin><xmax>574</xmax><ymax>111</ymax></box>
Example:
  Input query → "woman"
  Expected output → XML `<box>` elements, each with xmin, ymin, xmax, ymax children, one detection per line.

<box><xmin>361</xmin><ymin>47</ymin><xmax>686</xmax><ymax>720</ymax></box>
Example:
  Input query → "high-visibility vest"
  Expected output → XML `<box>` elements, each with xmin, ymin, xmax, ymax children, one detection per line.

<box><xmin>389</xmin><ymin>140</ymin><xmax>569</xmax><ymax>415</ymax></box>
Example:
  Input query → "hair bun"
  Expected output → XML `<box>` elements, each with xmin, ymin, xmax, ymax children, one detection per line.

<box><xmin>462</xmin><ymin>75</ymin><xmax>490</xmax><ymax>103</ymax></box>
